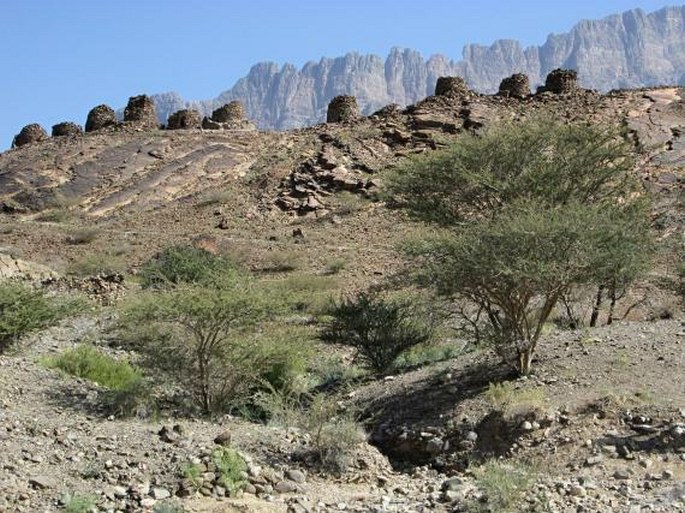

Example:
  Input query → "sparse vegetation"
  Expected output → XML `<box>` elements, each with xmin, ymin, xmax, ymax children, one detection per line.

<box><xmin>42</xmin><ymin>344</ymin><xmax>150</xmax><ymax>416</ymax></box>
<box><xmin>139</xmin><ymin>244</ymin><xmax>242</xmax><ymax>289</ymax></box>
<box><xmin>0</xmin><ymin>282</ymin><xmax>72</xmax><ymax>354</ymax></box>
<box><xmin>484</xmin><ymin>381</ymin><xmax>547</xmax><ymax>418</ymax></box>
<box><xmin>62</xmin><ymin>493</ymin><xmax>96</xmax><ymax>513</ymax></box>
<box><xmin>319</xmin><ymin>291</ymin><xmax>434</xmax><ymax>374</ymax></box>
<box><xmin>66</xmin><ymin>253</ymin><xmax>126</xmax><ymax>276</ymax></box>
<box><xmin>261</xmin><ymin>248</ymin><xmax>302</xmax><ymax>272</ymax></box>
<box><xmin>65</xmin><ymin>227</ymin><xmax>99</xmax><ymax>245</ymax></box>
<box><xmin>211</xmin><ymin>447</ymin><xmax>248</xmax><ymax>496</ymax></box>
<box><xmin>469</xmin><ymin>460</ymin><xmax>535</xmax><ymax>513</ymax></box>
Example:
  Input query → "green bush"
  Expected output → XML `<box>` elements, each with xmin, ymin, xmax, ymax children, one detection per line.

<box><xmin>43</xmin><ymin>344</ymin><xmax>149</xmax><ymax>416</ymax></box>
<box><xmin>65</xmin><ymin>228</ymin><xmax>99</xmax><ymax>245</ymax></box>
<box><xmin>319</xmin><ymin>291</ymin><xmax>434</xmax><ymax>374</ymax></box>
<box><xmin>119</xmin><ymin>277</ymin><xmax>294</xmax><ymax>414</ymax></box>
<box><xmin>66</xmin><ymin>253</ymin><xmax>126</xmax><ymax>277</ymax></box>
<box><xmin>0</xmin><ymin>282</ymin><xmax>70</xmax><ymax>353</ymax></box>
<box><xmin>62</xmin><ymin>493</ymin><xmax>96</xmax><ymax>513</ymax></box>
<box><xmin>212</xmin><ymin>447</ymin><xmax>248</xmax><ymax>496</ymax></box>
<box><xmin>139</xmin><ymin>245</ymin><xmax>241</xmax><ymax>289</ymax></box>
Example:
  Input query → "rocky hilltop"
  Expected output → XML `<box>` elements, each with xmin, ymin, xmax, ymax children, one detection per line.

<box><xmin>149</xmin><ymin>6</ymin><xmax>685</xmax><ymax>130</ymax></box>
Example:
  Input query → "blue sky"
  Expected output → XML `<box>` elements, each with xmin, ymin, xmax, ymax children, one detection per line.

<box><xmin>0</xmin><ymin>1</ymin><xmax>676</xmax><ymax>150</ymax></box>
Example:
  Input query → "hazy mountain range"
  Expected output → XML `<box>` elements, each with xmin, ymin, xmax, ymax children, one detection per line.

<box><xmin>148</xmin><ymin>5</ymin><xmax>685</xmax><ymax>130</ymax></box>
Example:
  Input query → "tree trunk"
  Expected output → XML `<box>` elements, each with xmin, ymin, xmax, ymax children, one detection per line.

<box><xmin>589</xmin><ymin>285</ymin><xmax>604</xmax><ymax>327</ymax></box>
<box><xmin>518</xmin><ymin>347</ymin><xmax>535</xmax><ymax>376</ymax></box>
<box><xmin>607</xmin><ymin>285</ymin><xmax>617</xmax><ymax>326</ymax></box>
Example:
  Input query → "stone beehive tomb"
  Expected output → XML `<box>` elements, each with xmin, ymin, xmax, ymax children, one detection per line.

<box><xmin>51</xmin><ymin>122</ymin><xmax>83</xmax><ymax>137</ymax></box>
<box><xmin>166</xmin><ymin>109</ymin><xmax>202</xmax><ymax>130</ymax></box>
<box><xmin>85</xmin><ymin>105</ymin><xmax>117</xmax><ymax>132</ymax></box>
<box><xmin>12</xmin><ymin>123</ymin><xmax>48</xmax><ymax>148</ymax></box>
<box><xmin>123</xmin><ymin>95</ymin><xmax>158</xmax><ymax>129</ymax></box>
<box><xmin>211</xmin><ymin>101</ymin><xmax>245</xmax><ymax>123</ymax></box>
<box><xmin>498</xmin><ymin>73</ymin><xmax>531</xmax><ymax>98</ymax></box>
<box><xmin>326</xmin><ymin>95</ymin><xmax>360</xmax><ymax>123</ymax></box>
<box><xmin>434</xmin><ymin>76</ymin><xmax>469</xmax><ymax>97</ymax></box>
<box><xmin>544</xmin><ymin>69</ymin><xmax>579</xmax><ymax>94</ymax></box>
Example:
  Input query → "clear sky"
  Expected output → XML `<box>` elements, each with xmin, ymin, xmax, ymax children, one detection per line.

<box><xmin>0</xmin><ymin>1</ymin><xmax>676</xmax><ymax>150</ymax></box>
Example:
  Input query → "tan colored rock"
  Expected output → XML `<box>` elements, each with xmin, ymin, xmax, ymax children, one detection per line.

<box><xmin>498</xmin><ymin>73</ymin><xmax>530</xmax><ymax>98</ymax></box>
<box><xmin>327</xmin><ymin>95</ymin><xmax>360</xmax><ymax>123</ymax></box>
<box><xmin>123</xmin><ymin>95</ymin><xmax>158</xmax><ymax>128</ymax></box>
<box><xmin>211</xmin><ymin>101</ymin><xmax>246</xmax><ymax>123</ymax></box>
<box><xmin>12</xmin><ymin>123</ymin><xmax>48</xmax><ymax>148</ymax></box>
<box><xmin>85</xmin><ymin>104</ymin><xmax>117</xmax><ymax>132</ymax></box>
<box><xmin>434</xmin><ymin>76</ymin><xmax>469</xmax><ymax>97</ymax></box>
<box><xmin>543</xmin><ymin>68</ymin><xmax>579</xmax><ymax>94</ymax></box>
<box><xmin>0</xmin><ymin>253</ymin><xmax>56</xmax><ymax>281</ymax></box>
<box><xmin>166</xmin><ymin>109</ymin><xmax>202</xmax><ymax>129</ymax></box>
<box><xmin>51</xmin><ymin>122</ymin><xmax>83</xmax><ymax>137</ymax></box>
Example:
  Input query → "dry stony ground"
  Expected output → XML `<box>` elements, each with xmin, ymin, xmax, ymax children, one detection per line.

<box><xmin>0</xmin><ymin>86</ymin><xmax>684</xmax><ymax>512</ymax></box>
<box><xmin>0</xmin><ymin>310</ymin><xmax>684</xmax><ymax>512</ymax></box>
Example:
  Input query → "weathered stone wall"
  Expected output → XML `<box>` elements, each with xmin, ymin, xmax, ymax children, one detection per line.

<box><xmin>326</xmin><ymin>95</ymin><xmax>360</xmax><ymax>123</ymax></box>
<box><xmin>123</xmin><ymin>95</ymin><xmax>158</xmax><ymax>128</ymax></box>
<box><xmin>85</xmin><ymin>105</ymin><xmax>117</xmax><ymax>132</ymax></box>
<box><xmin>498</xmin><ymin>73</ymin><xmax>531</xmax><ymax>98</ymax></box>
<box><xmin>12</xmin><ymin>124</ymin><xmax>48</xmax><ymax>148</ymax></box>
<box><xmin>166</xmin><ymin>109</ymin><xmax>202</xmax><ymax>130</ymax></box>
<box><xmin>51</xmin><ymin>122</ymin><xmax>83</xmax><ymax>137</ymax></box>
<box><xmin>543</xmin><ymin>69</ymin><xmax>579</xmax><ymax>94</ymax></box>
<box><xmin>434</xmin><ymin>76</ymin><xmax>469</xmax><ymax>97</ymax></box>
<box><xmin>211</xmin><ymin>101</ymin><xmax>245</xmax><ymax>123</ymax></box>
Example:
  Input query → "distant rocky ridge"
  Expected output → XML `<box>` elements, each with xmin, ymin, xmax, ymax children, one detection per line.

<box><xmin>146</xmin><ymin>6</ymin><xmax>684</xmax><ymax>130</ymax></box>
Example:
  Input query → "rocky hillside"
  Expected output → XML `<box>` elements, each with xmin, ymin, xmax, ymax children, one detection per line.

<box><xmin>149</xmin><ymin>6</ymin><xmax>685</xmax><ymax>129</ymax></box>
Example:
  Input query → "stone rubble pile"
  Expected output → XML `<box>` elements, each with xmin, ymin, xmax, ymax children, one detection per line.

<box><xmin>498</xmin><ymin>73</ymin><xmax>531</xmax><ymax>98</ymax></box>
<box><xmin>51</xmin><ymin>122</ymin><xmax>83</xmax><ymax>137</ymax></box>
<box><xmin>327</xmin><ymin>95</ymin><xmax>361</xmax><ymax>123</ymax></box>
<box><xmin>11</xmin><ymin>123</ymin><xmax>48</xmax><ymax>148</ymax></box>
<box><xmin>123</xmin><ymin>95</ymin><xmax>159</xmax><ymax>129</ymax></box>
<box><xmin>166</xmin><ymin>109</ymin><xmax>202</xmax><ymax>130</ymax></box>
<box><xmin>85</xmin><ymin>104</ymin><xmax>117</xmax><ymax>132</ymax></box>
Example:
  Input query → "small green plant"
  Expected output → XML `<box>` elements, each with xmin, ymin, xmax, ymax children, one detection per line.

<box><xmin>35</xmin><ymin>208</ymin><xmax>74</xmax><ymax>223</ymax></box>
<box><xmin>320</xmin><ymin>291</ymin><xmax>434</xmax><ymax>374</ymax></box>
<box><xmin>153</xmin><ymin>502</ymin><xmax>185</xmax><ymax>513</ymax></box>
<box><xmin>139</xmin><ymin>244</ymin><xmax>242</xmax><ymax>289</ymax></box>
<box><xmin>66</xmin><ymin>253</ymin><xmax>126</xmax><ymax>277</ymax></box>
<box><xmin>181</xmin><ymin>461</ymin><xmax>203</xmax><ymax>492</ymax></box>
<box><xmin>323</xmin><ymin>258</ymin><xmax>346</xmax><ymax>275</ymax></box>
<box><xmin>62</xmin><ymin>493</ymin><xmax>96</xmax><ymax>513</ymax></box>
<box><xmin>42</xmin><ymin>344</ymin><xmax>149</xmax><ymax>416</ymax></box>
<box><xmin>261</xmin><ymin>249</ymin><xmax>302</xmax><ymax>272</ymax></box>
<box><xmin>212</xmin><ymin>447</ymin><xmax>247</xmax><ymax>496</ymax></box>
<box><xmin>0</xmin><ymin>282</ymin><xmax>71</xmax><ymax>353</ymax></box>
<box><xmin>484</xmin><ymin>382</ymin><xmax>547</xmax><ymax>418</ymax></box>
<box><xmin>196</xmin><ymin>189</ymin><xmax>235</xmax><ymax>207</ymax></box>
<box><xmin>469</xmin><ymin>460</ymin><xmax>535</xmax><ymax>513</ymax></box>
<box><xmin>65</xmin><ymin>228</ymin><xmax>99</xmax><ymax>245</ymax></box>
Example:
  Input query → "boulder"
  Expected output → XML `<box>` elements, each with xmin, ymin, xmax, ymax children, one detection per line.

<box><xmin>51</xmin><ymin>122</ymin><xmax>83</xmax><ymax>137</ymax></box>
<box><xmin>166</xmin><ymin>109</ymin><xmax>202</xmax><ymax>129</ymax></box>
<box><xmin>326</xmin><ymin>95</ymin><xmax>360</xmax><ymax>123</ymax></box>
<box><xmin>85</xmin><ymin>104</ymin><xmax>117</xmax><ymax>132</ymax></box>
<box><xmin>498</xmin><ymin>73</ymin><xmax>531</xmax><ymax>98</ymax></box>
<box><xmin>12</xmin><ymin>123</ymin><xmax>48</xmax><ymax>148</ymax></box>
<box><xmin>211</xmin><ymin>101</ymin><xmax>245</xmax><ymax>123</ymax></box>
<box><xmin>123</xmin><ymin>95</ymin><xmax>158</xmax><ymax>128</ymax></box>
<box><xmin>542</xmin><ymin>68</ymin><xmax>579</xmax><ymax>94</ymax></box>
<box><xmin>434</xmin><ymin>76</ymin><xmax>469</xmax><ymax>97</ymax></box>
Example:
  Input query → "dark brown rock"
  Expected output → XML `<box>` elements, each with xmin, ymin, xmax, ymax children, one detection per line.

<box><xmin>123</xmin><ymin>95</ymin><xmax>158</xmax><ymax>128</ymax></box>
<box><xmin>434</xmin><ymin>76</ymin><xmax>469</xmax><ymax>97</ymax></box>
<box><xmin>498</xmin><ymin>73</ymin><xmax>531</xmax><ymax>98</ymax></box>
<box><xmin>542</xmin><ymin>68</ymin><xmax>579</xmax><ymax>94</ymax></box>
<box><xmin>85</xmin><ymin>104</ymin><xmax>117</xmax><ymax>132</ymax></box>
<box><xmin>51</xmin><ymin>122</ymin><xmax>83</xmax><ymax>137</ymax></box>
<box><xmin>166</xmin><ymin>109</ymin><xmax>202</xmax><ymax>129</ymax></box>
<box><xmin>214</xmin><ymin>430</ymin><xmax>232</xmax><ymax>446</ymax></box>
<box><xmin>211</xmin><ymin>101</ymin><xmax>245</xmax><ymax>123</ymax></box>
<box><xmin>372</xmin><ymin>103</ymin><xmax>402</xmax><ymax>119</ymax></box>
<box><xmin>327</xmin><ymin>95</ymin><xmax>360</xmax><ymax>123</ymax></box>
<box><xmin>12</xmin><ymin>123</ymin><xmax>48</xmax><ymax>148</ymax></box>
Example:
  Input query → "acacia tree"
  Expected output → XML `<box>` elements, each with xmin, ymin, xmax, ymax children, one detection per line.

<box><xmin>389</xmin><ymin>119</ymin><xmax>651</xmax><ymax>375</ymax></box>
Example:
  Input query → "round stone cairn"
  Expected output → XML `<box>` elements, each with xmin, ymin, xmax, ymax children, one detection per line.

<box><xmin>12</xmin><ymin>123</ymin><xmax>48</xmax><ymax>148</ymax></box>
<box><xmin>51</xmin><ymin>122</ymin><xmax>83</xmax><ymax>137</ymax></box>
<box><xmin>85</xmin><ymin>104</ymin><xmax>117</xmax><ymax>132</ymax></box>
<box><xmin>498</xmin><ymin>73</ymin><xmax>531</xmax><ymax>98</ymax></box>
<box><xmin>211</xmin><ymin>101</ymin><xmax>246</xmax><ymax>123</ymax></box>
<box><xmin>166</xmin><ymin>109</ymin><xmax>202</xmax><ymax>130</ymax></box>
<box><xmin>434</xmin><ymin>76</ymin><xmax>469</xmax><ymax>97</ymax></box>
<box><xmin>123</xmin><ymin>95</ymin><xmax>159</xmax><ymax>128</ymax></box>
<box><xmin>326</xmin><ymin>95</ymin><xmax>360</xmax><ymax>123</ymax></box>
<box><xmin>544</xmin><ymin>68</ymin><xmax>579</xmax><ymax>94</ymax></box>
